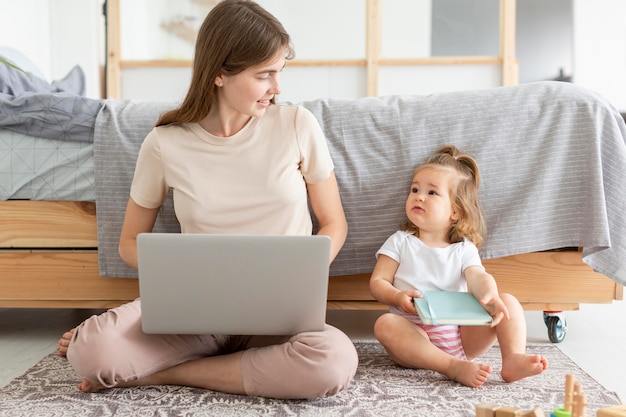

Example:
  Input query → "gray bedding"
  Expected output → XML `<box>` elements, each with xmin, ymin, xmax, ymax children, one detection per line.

<box><xmin>0</xmin><ymin>63</ymin><xmax>100</xmax><ymax>200</ymax></box>
<box><xmin>94</xmin><ymin>81</ymin><xmax>626</xmax><ymax>286</ymax></box>
<box><xmin>0</xmin><ymin>62</ymin><xmax>101</xmax><ymax>143</ymax></box>
<box><xmin>94</xmin><ymin>100</ymin><xmax>180</xmax><ymax>279</ymax></box>
<box><xmin>0</xmin><ymin>130</ymin><xmax>95</xmax><ymax>201</ymax></box>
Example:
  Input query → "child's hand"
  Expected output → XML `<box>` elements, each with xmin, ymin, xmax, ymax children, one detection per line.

<box><xmin>479</xmin><ymin>294</ymin><xmax>510</xmax><ymax>326</ymax></box>
<box><xmin>396</xmin><ymin>290</ymin><xmax>421</xmax><ymax>314</ymax></box>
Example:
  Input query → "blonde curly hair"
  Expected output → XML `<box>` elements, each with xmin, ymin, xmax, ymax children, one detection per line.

<box><xmin>403</xmin><ymin>144</ymin><xmax>486</xmax><ymax>247</ymax></box>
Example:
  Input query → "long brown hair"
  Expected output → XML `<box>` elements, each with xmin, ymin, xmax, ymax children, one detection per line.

<box><xmin>156</xmin><ymin>0</ymin><xmax>295</xmax><ymax>127</ymax></box>
<box><xmin>403</xmin><ymin>145</ymin><xmax>486</xmax><ymax>247</ymax></box>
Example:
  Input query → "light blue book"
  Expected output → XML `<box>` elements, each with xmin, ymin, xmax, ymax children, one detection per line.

<box><xmin>413</xmin><ymin>291</ymin><xmax>493</xmax><ymax>326</ymax></box>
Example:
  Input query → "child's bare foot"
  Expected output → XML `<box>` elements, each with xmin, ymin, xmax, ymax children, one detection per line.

<box><xmin>501</xmin><ymin>353</ymin><xmax>548</xmax><ymax>382</ymax></box>
<box><xmin>446</xmin><ymin>359</ymin><xmax>492</xmax><ymax>388</ymax></box>
<box><xmin>57</xmin><ymin>328</ymin><xmax>76</xmax><ymax>357</ymax></box>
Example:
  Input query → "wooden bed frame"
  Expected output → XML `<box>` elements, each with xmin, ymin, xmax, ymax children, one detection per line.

<box><xmin>1</xmin><ymin>200</ymin><xmax>621</xmax><ymax>313</ymax></box>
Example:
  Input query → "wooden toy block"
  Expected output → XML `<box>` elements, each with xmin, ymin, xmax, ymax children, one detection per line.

<box><xmin>564</xmin><ymin>374</ymin><xmax>575</xmax><ymax>412</ymax></box>
<box><xmin>558</xmin><ymin>373</ymin><xmax>588</xmax><ymax>417</ymax></box>
<box><xmin>571</xmin><ymin>380</ymin><xmax>587</xmax><ymax>417</ymax></box>
<box><xmin>476</xmin><ymin>403</ymin><xmax>500</xmax><ymax>417</ymax></box>
<box><xmin>476</xmin><ymin>404</ymin><xmax>545</xmax><ymax>417</ymax></box>
<box><xmin>520</xmin><ymin>407</ymin><xmax>545</xmax><ymax>417</ymax></box>
<box><xmin>597</xmin><ymin>405</ymin><xmax>626</xmax><ymax>417</ymax></box>
<box><xmin>495</xmin><ymin>407</ymin><xmax>523</xmax><ymax>417</ymax></box>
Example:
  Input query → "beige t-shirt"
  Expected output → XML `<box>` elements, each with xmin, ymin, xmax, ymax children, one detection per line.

<box><xmin>130</xmin><ymin>104</ymin><xmax>334</xmax><ymax>236</ymax></box>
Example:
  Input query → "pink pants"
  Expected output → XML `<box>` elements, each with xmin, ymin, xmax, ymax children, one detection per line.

<box><xmin>66</xmin><ymin>299</ymin><xmax>358</xmax><ymax>399</ymax></box>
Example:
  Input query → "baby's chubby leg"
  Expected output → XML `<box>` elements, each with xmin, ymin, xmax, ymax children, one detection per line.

<box><xmin>496</xmin><ymin>293</ymin><xmax>548</xmax><ymax>381</ymax></box>
<box><xmin>374</xmin><ymin>313</ymin><xmax>491</xmax><ymax>388</ymax></box>
<box><xmin>463</xmin><ymin>293</ymin><xmax>548</xmax><ymax>382</ymax></box>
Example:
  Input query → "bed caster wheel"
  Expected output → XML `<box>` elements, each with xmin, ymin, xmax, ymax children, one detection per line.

<box><xmin>543</xmin><ymin>312</ymin><xmax>567</xmax><ymax>343</ymax></box>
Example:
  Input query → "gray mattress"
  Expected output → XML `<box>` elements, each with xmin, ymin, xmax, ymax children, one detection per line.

<box><xmin>93</xmin><ymin>82</ymin><xmax>626</xmax><ymax>286</ymax></box>
<box><xmin>0</xmin><ymin>130</ymin><xmax>95</xmax><ymax>201</ymax></box>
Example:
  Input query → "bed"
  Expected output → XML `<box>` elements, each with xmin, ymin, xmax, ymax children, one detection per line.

<box><xmin>1</xmin><ymin>60</ymin><xmax>624</xmax><ymax>343</ymax></box>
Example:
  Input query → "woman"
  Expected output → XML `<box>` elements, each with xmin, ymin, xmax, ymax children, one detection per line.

<box><xmin>57</xmin><ymin>0</ymin><xmax>358</xmax><ymax>399</ymax></box>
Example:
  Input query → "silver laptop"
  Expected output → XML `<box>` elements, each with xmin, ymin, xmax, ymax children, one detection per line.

<box><xmin>136</xmin><ymin>233</ymin><xmax>331</xmax><ymax>335</ymax></box>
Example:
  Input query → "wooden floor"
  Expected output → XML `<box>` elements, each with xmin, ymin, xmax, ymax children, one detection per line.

<box><xmin>1</xmin><ymin>302</ymin><xmax>625</xmax><ymax>402</ymax></box>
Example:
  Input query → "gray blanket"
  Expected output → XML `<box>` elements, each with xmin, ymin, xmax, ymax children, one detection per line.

<box><xmin>94</xmin><ymin>100</ymin><xmax>180</xmax><ymax>278</ymax></box>
<box><xmin>94</xmin><ymin>82</ymin><xmax>626</xmax><ymax>286</ymax></box>
<box><xmin>0</xmin><ymin>63</ymin><xmax>101</xmax><ymax>142</ymax></box>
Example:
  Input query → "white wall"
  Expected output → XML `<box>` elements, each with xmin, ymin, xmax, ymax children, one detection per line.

<box><xmin>573</xmin><ymin>0</ymin><xmax>626</xmax><ymax>112</ymax></box>
<box><xmin>1</xmin><ymin>0</ymin><xmax>104</xmax><ymax>98</ymax></box>
<box><xmin>1</xmin><ymin>1</ymin><xmax>51</xmax><ymax>76</ymax></box>
<box><xmin>49</xmin><ymin>0</ymin><xmax>105</xmax><ymax>98</ymax></box>
<box><xmin>1</xmin><ymin>0</ymin><xmax>626</xmax><ymax>111</ymax></box>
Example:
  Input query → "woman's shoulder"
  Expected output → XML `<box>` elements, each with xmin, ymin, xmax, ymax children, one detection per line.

<box><xmin>150</xmin><ymin>123</ymin><xmax>197</xmax><ymax>141</ymax></box>
<box><xmin>270</xmin><ymin>103</ymin><xmax>317</xmax><ymax>123</ymax></box>
<box><xmin>141</xmin><ymin>123</ymin><xmax>198</xmax><ymax>153</ymax></box>
<box><xmin>153</xmin><ymin>122</ymin><xmax>192</xmax><ymax>134</ymax></box>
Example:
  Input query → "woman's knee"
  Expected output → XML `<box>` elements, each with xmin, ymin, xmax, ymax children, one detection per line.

<box><xmin>66</xmin><ymin>318</ymin><xmax>126</xmax><ymax>378</ymax></box>
<box><xmin>302</xmin><ymin>327</ymin><xmax>358</xmax><ymax>396</ymax></box>
<box><xmin>66</xmin><ymin>304</ymin><xmax>143</xmax><ymax>385</ymax></box>
<box><xmin>242</xmin><ymin>326</ymin><xmax>358</xmax><ymax>398</ymax></box>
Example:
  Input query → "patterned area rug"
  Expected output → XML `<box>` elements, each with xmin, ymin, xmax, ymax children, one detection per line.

<box><xmin>0</xmin><ymin>343</ymin><xmax>620</xmax><ymax>417</ymax></box>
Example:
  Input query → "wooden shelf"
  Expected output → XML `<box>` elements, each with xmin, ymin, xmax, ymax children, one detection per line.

<box><xmin>105</xmin><ymin>0</ymin><xmax>518</xmax><ymax>99</ymax></box>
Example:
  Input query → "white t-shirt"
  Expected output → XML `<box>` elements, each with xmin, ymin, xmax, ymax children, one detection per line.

<box><xmin>130</xmin><ymin>104</ymin><xmax>334</xmax><ymax>235</ymax></box>
<box><xmin>376</xmin><ymin>230</ymin><xmax>484</xmax><ymax>294</ymax></box>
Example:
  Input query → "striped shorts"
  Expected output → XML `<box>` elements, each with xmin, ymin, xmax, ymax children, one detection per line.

<box><xmin>400</xmin><ymin>313</ymin><xmax>467</xmax><ymax>359</ymax></box>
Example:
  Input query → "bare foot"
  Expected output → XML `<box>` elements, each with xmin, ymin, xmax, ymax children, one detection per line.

<box><xmin>446</xmin><ymin>358</ymin><xmax>492</xmax><ymax>388</ymax></box>
<box><xmin>501</xmin><ymin>353</ymin><xmax>548</xmax><ymax>382</ymax></box>
<box><xmin>57</xmin><ymin>328</ymin><xmax>76</xmax><ymax>357</ymax></box>
<box><xmin>78</xmin><ymin>378</ymin><xmax>106</xmax><ymax>393</ymax></box>
<box><xmin>78</xmin><ymin>376</ymin><xmax>154</xmax><ymax>393</ymax></box>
